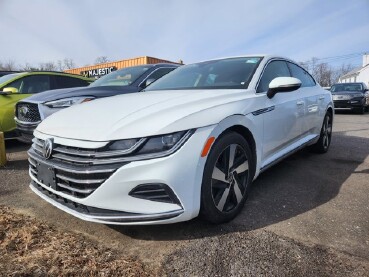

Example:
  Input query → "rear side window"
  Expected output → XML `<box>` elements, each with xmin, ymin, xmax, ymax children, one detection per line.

<box><xmin>257</xmin><ymin>60</ymin><xmax>291</xmax><ymax>93</ymax></box>
<box><xmin>54</xmin><ymin>76</ymin><xmax>90</xmax><ymax>89</ymax></box>
<box><xmin>287</xmin><ymin>63</ymin><xmax>316</xmax><ymax>87</ymax></box>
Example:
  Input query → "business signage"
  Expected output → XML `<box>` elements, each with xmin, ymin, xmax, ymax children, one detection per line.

<box><xmin>81</xmin><ymin>66</ymin><xmax>117</xmax><ymax>78</ymax></box>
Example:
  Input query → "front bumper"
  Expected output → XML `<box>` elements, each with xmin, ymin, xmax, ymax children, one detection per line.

<box><xmin>29</xmin><ymin>126</ymin><xmax>214</xmax><ymax>225</ymax></box>
<box><xmin>15</xmin><ymin>118</ymin><xmax>39</xmax><ymax>143</ymax></box>
<box><xmin>333</xmin><ymin>98</ymin><xmax>365</xmax><ymax>109</ymax></box>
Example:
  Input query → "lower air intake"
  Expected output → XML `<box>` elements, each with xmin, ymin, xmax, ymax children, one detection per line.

<box><xmin>129</xmin><ymin>184</ymin><xmax>181</xmax><ymax>205</ymax></box>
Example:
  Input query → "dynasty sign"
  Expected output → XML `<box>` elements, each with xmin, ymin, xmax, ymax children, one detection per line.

<box><xmin>81</xmin><ymin>66</ymin><xmax>117</xmax><ymax>78</ymax></box>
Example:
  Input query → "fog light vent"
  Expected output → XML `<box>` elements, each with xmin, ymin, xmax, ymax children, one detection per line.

<box><xmin>129</xmin><ymin>184</ymin><xmax>180</xmax><ymax>205</ymax></box>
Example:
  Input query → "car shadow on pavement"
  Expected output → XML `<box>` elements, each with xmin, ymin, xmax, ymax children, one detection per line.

<box><xmin>109</xmin><ymin>132</ymin><xmax>369</xmax><ymax>241</ymax></box>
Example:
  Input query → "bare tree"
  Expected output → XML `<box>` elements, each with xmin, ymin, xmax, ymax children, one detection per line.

<box><xmin>332</xmin><ymin>63</ymin><xmax>355</xmax><ymax>83</ymax></box>
<box><xmin>22</xmin><ymin>63</ymin><xmax>39</xmax><ymax>71</ymax></box>
<box><xmin>38</xmin><ymin>62</ymin><xmax>58</xmax><ymax>71</ymax></box>
<box><xmin>299</xmin><ymin>58</ymin><xmax>355</xmax><ymax>86</ymax></box>
<box><xmin>0</xmin><ymin>60</ymin><xmax>17</xmax><ymax>70</ymax></box>
<box><xmin>62</xmin><ymin>58</ymin><xmax>75</xmax><ymax>69</ymax></box>
<box><xmin>94</xmin><ymin>56</ymin><xmax>109</xmax><ymax>64</ymax></box>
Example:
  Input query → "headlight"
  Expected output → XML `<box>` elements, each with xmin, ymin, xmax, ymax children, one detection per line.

<box><xmin>44</xmin><ymin>97</ymin><xmax>95</xmax><ymax>108</ymax></box>
<box><xmin>352</xmin><ymin>93</ymin><xmax>364</xmax><ymax>98</ymax></box>
<box><xmin>106</xmin><ymin>130</ymin><xmax>195</xmax><ymax>160</ymax></box>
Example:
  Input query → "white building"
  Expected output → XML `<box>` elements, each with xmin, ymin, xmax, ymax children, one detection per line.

<box><xmin>339</xmin><ymin>54</ymin><xmax>369</xmax><ymax>85</ymax></box>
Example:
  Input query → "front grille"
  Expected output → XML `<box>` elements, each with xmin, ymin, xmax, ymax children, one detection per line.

<box><xmin>17</xmin><ymin>103</ymin><xmax>41</xmax><ymax>122</ymax></box>
<box><xmin>332</xmin><ymin>95</ymin><xmax>352</xmax><ymax>101</ymax></box>
<box><xmin>29</xmin><ymin>138</ymin><xmax>130</xmax><ymax>198</ymax></box>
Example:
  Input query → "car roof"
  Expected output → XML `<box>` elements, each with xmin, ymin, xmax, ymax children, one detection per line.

<box><xmin>9</xmin><ymin>71</ymin><xmax>91</xmax><ymax>80</ymax></box>
<box><xmin>186</xmin><ymin>54</ymin><xmax>295</xmax><ymax>64</ymax></box>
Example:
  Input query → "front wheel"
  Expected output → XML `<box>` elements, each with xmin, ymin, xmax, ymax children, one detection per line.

<box><xmin>200</xmin><ymin>132</ymin><xmax>254</xmax><ymax>224</ymax></box>
<box><xmin>310</xmin><ymin>112</ymin><xmax>333</xmax><ymax>153</ymax></box>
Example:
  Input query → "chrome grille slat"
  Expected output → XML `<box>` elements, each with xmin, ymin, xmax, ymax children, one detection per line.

<box><xmin>53</xmin><ymin>138</ymin><xmax>146</xmax><ymax>158</ymax></box>
<box><xmin>33</xmin><ymin>143</ymin><xmax>43</xmax><ymax>153</ymax></box>
<box><xmin>52</xmin><ymin>152</ymin><xmax>140</xmax><ymax>165</ymax></box>
<box><xmin>32</xmin><ymin>138</ymin><xmax>43</xmax><ymax>148</ymax></box>
<box><xmin>29</xmin><ymin>152</ymin><xmax>117</xmax><ymax>174</ymax></box>
<box><xmin>56</xmin><ymin>173</ymin><xmax>105</xmax><ymax>184</ymax></box>
<box><xmin>30</xmin><ymin>167</ymin><xmax>37</xmax><ymax>175</ymax></box>
<box><xmin>28</xmin><ymin>158</ymin><xmax>36</xmax><ymax>167</ymax></box>
<box><xmin>56</xmin><ymin>182</ymin><xmax>94</xmax><ymax>194</ymax></box>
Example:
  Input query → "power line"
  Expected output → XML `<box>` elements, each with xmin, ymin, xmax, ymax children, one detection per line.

<box><xmin>302</xmin><ymin>51</ymin><xmax>367</xmax><ymax>65</ymax></box>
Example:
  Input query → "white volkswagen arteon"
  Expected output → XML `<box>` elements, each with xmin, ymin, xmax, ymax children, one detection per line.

<box><xmin>28</xmin><ymin>55</ymin><xmax>333</xmax><ymax>225</ymax></box>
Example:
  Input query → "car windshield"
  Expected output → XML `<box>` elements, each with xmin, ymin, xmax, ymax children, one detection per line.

<box><xmin>0</xmin><ymin>73</ymin><xmax>24</xmax><ymax>85</ymax></box>
<box><xmin>145</xmin><ymin>57</ymin><xmax>262</xmax><ymax>91</ymax></box>
<box><xmin>89</xmin><ymin>65</ymin><xmax>152</xmax><ymax>87</ymax></box>
<box><xmin>331</xmin><ymin>83</ymin><xmax>363</xmax><ymax>92</ymax></box>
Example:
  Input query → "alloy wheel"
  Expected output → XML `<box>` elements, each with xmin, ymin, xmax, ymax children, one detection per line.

<box><xmin>211</xmin><ymin>144</ymin><xmax>249</xmax><ymax>213</ymax></box>
<box><xmin>322</xmin><ymin>114</ymin><xmax>332</xmax><ymax>150</ymax></box>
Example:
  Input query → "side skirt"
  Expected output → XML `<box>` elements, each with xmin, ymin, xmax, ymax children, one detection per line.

<box><xmin>259</xmin><ymin>136</ymin><xmax>318</xmax><ymax>173</ymax></box>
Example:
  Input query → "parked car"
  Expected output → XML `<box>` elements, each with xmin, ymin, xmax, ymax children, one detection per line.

<box><xmin>0</xmin><ymin>71</ymin><xmax>91</xmax><ymax>139</ymax></box>
<box><xmin>28</xmin><ymin>55</ymin><xmax>333</xmax><ymax>225</ymax></box>
<box><xmin>330</xmin><ymin>82</ymin><xmax>369</xmax><ymax>114</ymax></box>
<box><xmin>15</xmin><ymin>64</ymin><xmax>179</xmax><ymax>143</ymax></box>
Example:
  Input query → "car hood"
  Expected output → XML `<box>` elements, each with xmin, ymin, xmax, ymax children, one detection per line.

<box><xmin>36</xmin><ymin>89</ymin><xmax>259</xmax><ymax>141</ymax></box>
<box><xmin>23</xmin><ymin>86</ymin><xmax>139</xmax><ymax>103</ymax></box>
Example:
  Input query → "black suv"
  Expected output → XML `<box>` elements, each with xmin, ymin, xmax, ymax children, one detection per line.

<box><xmin>331</xmin><ymin>82</ymin><xmax>369</xmax><ymax>114</ymax></box>
<box><xmin>15</xmin><ymin>63</ymin><xmax>179</xmax><ymax>143</ymax></box>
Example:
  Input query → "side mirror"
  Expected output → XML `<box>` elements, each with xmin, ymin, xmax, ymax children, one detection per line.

<box><xmin>143</xmin><ymin>78</ymin><xmax>156</xmax><ymax>88</ymax></box>
<box><xmin>2</xmin><ymin>87</ymin><xmax>18</xmax><ymax>94</ymax></box>
<box><xmin>267</xmin><ymin>77</ymin><xmax>301</xmax><ymax>99</ymax></box>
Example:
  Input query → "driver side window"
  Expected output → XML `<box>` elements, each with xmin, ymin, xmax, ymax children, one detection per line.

<box><xmin>257</xmin><ymin>60</ymin><xmax>291</xmax><ymax>93</ymax></box>
<box><xmin>7</xmin><ymin>75</ymin><xmax>50</xmax><ymax>94</ymax></box>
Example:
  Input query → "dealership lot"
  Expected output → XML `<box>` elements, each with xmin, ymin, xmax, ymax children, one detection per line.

<box><xmin>1</xmin><ymin>112</ymin><xmax>368</xmax><ymax>275</ymax></box>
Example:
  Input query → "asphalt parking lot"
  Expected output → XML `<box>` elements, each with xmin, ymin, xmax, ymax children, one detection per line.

<box><xmin>1</xmin><ymin>112</ymin><xmax>369</xmax><ymax>276</ymax></box>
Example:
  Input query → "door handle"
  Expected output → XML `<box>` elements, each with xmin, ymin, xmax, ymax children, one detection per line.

<box><xmin>296</xmin><ymin>101</ymin><xmax>304</xmax><ymax>106</ymax></box>
<box><xmin>319</xmin><ymin>96</ymin><xmax>325</xmax><ymax>100</ymax></box>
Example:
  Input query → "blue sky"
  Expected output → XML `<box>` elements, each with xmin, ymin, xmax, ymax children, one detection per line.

<box><xmin>1</xmin><ymin>0</ymin><xmax>368</xmax><ymax>68</ymax></box>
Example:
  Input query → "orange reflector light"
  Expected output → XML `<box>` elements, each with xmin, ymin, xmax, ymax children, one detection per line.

<box><xmin>201</xmin><ymin>136</ymin><xmax>215</xmax><ymax>157</ymax></box>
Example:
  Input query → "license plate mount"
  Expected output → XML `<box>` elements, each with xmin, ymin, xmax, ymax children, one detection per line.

<box><xmin>36</xmin><ymin>163</ymin><xmax>56</xmax><ymax>189</ymax></box>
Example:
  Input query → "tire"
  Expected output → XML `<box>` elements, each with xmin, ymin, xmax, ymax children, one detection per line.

<box><xmin>200</xmin><ymin>132</ymin><xmax>254</xmax><ymax>224</ymax></box>
<box><xmin>310</xmin><ymin>112</ymin><xmax>333</xmax><ymax>154</ymax></box>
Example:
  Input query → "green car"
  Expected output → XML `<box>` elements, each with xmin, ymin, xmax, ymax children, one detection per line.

<box><xmin>0</xmin><ymin>71</ymin><xmax>92</xmax><ymax>139</ymax></box>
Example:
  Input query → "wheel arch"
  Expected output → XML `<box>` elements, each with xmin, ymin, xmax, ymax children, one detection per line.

<box><xmin>326</xmin><ymin>106</ymin><xmax>334</xmax><ymax>122</ymax></box>
<box><xmin>207</xmin><ymin>114</ymin><xmax>261</xmax><ymax>179</ymax></box>
<box><xmin>227</xmin><ymin>125</ymin><xmax>257</xmax><ymax>175</ymax></box>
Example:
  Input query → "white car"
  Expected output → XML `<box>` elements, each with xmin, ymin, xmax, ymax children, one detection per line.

<box><xmin>28</xmin><ymin>55</ymin><xmax>333</xmax><ymax>225</ymax></box>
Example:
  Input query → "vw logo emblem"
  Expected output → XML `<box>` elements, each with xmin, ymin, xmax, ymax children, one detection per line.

<box><xmin>43</xmin><ymin>138</ymin><xmax>54</xmax><ymax>159</ymax></box>
<box><xmin>19</xmin><ymin>106</ymin><xmax>29</xmax><ymax>117</ymax></box>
